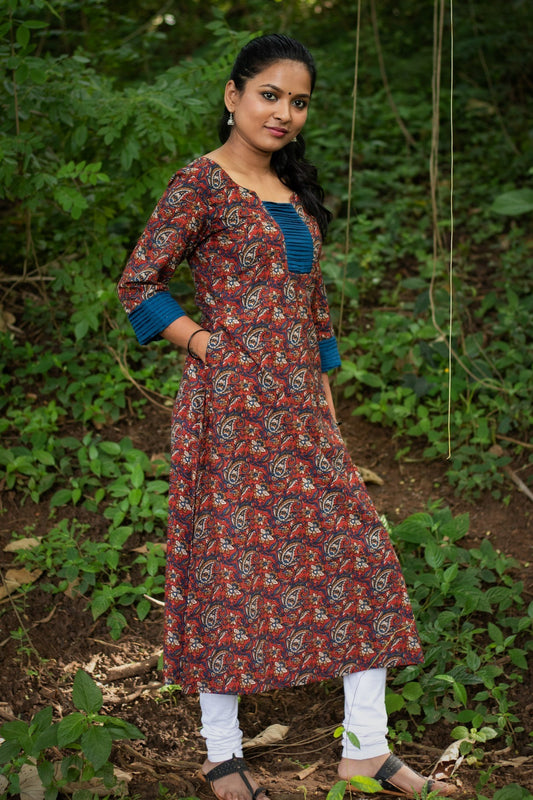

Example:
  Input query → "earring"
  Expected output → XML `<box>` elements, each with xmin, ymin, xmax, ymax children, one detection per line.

<box><xmin>292</xmin><ymin>136</ymin><xmax>298</xmax><ymax>142</ymax></box>
<box><xmin>227</xmin><ymin>112</ymin><xmax>235</xmax><ymax>127</ymax></box>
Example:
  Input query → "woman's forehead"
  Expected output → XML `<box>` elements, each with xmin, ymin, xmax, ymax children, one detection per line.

<box><xmin>247</xmin><ymin>60</ymin><xmax>312</xmax><ymax>94</ymax></box>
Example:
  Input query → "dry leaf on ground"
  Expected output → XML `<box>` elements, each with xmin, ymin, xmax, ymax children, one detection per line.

<box><xmin>430</xmin><ymin>739</ymin><xmax>464</xmax><ymax>780</ymax></box>
<box><xmin>243</xmin><ymin>723</ymin><xmax>290</xmax><ymax>748</ymax></box>
<box><xmin>4</xmin><ymin>537</ymin><xmax>41</xmax><ymax>552</ymax></box>
<box><xmin>359</xmin><ymin>467</ymin><xmax>384</xmax><ymax>485</ymax></box>
<box><xmin>0</xmin><ymin>568</ymin><xmax>43</xmax><ymax>599</ymax></box>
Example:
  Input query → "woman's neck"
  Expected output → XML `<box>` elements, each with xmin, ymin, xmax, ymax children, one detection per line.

<box><xmin>205</xmin><ymin>141</ymin><xmax>292</xmax><ymax>202</ymax></box>
<box><xmin>212</xmin><ymin>139</ymin><xmax>273</xmax><ymax>180</ymax></box>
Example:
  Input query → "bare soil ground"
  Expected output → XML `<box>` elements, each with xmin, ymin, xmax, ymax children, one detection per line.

<box><xmin>1</xmin><ymin>400</ymin><xmax>532</xmax><ymax>799</ymax></box>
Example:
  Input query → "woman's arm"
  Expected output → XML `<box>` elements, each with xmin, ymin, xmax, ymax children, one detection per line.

<box><xmin>117</xmin><ymin>169</ymin><xmax>208</xmax><ymax>346</ymax></box>
<box><xmin>321</xmin><ymin>372</ymin><xmax>337</xmax><ymax>422</ymax></box>
<box><xmin>161</xmin><ymin>317</ymin><xmax>210</xmax><ymax>363</ymax></box>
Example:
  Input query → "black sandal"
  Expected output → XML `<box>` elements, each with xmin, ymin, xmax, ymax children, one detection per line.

<box><xmin>367</xmin><ymin>753</ymin><xmax>456</xmax><ymax>797</ymax></box>
<box><xmin>200</xmin><ymin>755</ymin><xmax>269</xmax><ymax>800</ymax></box>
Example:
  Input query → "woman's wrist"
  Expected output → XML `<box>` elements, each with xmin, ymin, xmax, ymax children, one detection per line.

<box><xmin>187</xmin><ymin>328</ymin><xmax>211</xmax><ymax>362</ymax></box>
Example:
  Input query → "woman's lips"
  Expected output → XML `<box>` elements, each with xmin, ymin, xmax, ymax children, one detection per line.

<box><xmin>266</xmin><ymin>126</ymin><xmax>288</xmax><ymax>138</ymax></box>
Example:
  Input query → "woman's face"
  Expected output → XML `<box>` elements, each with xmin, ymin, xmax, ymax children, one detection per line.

<box><xmin>225</xmin><ymin>59</ymin><xmax>312</xmax><ymax>153</ymax></box>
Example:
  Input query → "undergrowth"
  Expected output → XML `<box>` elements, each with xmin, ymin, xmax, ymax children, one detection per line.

<box><xmin>1</xmin><ymin>6</ymin><xmax>532</xmax><ymax>800</ymax></box>
<box><xmin>6</xmin><ymin>502</ymin><xmax>532</xmax><ymax>762</ymax></box>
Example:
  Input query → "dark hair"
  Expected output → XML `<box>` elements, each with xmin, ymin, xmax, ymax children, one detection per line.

<box><xmin>218</xmin><ymin>34</ymin><xmax>332</xmax><ymax>239</ymax></box>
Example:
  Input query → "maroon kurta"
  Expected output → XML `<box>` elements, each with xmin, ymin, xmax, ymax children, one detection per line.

<box><xmin>118</xmin><ymin>157</ymin><xmax>423</xmax><ymax>694</ymax></box>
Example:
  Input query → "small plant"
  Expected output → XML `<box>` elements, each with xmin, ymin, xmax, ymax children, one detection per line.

<box><xmin>385</xmin><ymin>504</ymin><xmax>531</xmax><ymax>747</ymax></box>
<box><xmin>12</xmin><ymin>517</ymin><xmax>166</xmax><ymax>639</ymax></box>
<box><xmin>0</xmin><ymin>669</ymin><xmax>143</xmax><ymax>799</ymax></box>
<box><xmin>327</xmin><ymin>727</ymin><xmax>384</xmax><ymax>799</ymax></box>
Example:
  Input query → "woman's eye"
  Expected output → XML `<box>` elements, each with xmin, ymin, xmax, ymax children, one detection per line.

<box><xmin>262</xmin><ymin>91</ymin><xmax>277</xmax><ymax>101</ymax></box>
<box><xmin>293</xmin><ymin>98</ymin><xmax>308</xmax><ymax>109</ymax></box>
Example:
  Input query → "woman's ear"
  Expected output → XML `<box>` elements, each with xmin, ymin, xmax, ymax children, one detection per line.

<box><xmin>224</xmin><ymin>80</ymin><xmax>239</xmax><ymax>113</ymax></box>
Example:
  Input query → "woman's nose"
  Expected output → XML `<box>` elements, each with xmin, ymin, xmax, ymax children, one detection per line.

<box><xmin>273</xmin><ymin>100</ymin><xmax>291</xmax><ymax>122</ymax></box>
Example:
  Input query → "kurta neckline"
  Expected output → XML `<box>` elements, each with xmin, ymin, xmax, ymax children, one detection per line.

<box><xmin>199</xmin><ymin>155</ymin><xmax>298</xmax><ymax>206</ymax></box>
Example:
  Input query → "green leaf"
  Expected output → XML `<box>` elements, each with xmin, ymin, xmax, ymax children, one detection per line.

<box><xmin>443</xmin><ymin>563</ymin><xmax>459</xmax><ymax>583</ymax></box>
<box><xmin>50</xmin><ymin>488</ymin><xmax>72</xmax><ymax>507</ymax></box>
<box><xmin>128</xmin><ymin>487</ymin><xmax>143</xmax><ymax>505</ymax></box>
<box><xmin>326</xmin><ymin>780</ymin><xmax>347</xmax><ymax>800</ymax></box>
<box><xmin>0</xmin><ymin>718</ymin><xmax>29</xmax><ymax>741</ymax></box>
<box><xmin>385</xmin><ymin>691</ymin><xmax>405</xmax><ymax>714</ymax></box>
<box><xmin>479</xmin><ymin>726</ymin><xmax>499</xmax><ymax>741</ymax></box>
<box><xmin>108</xmin><ymin>526</ymin><xmax>132</xmax><ymax>548</ymax></box>
<box><xmin>97</xmin><ymin>717</ymin><xmax>144</xmax><ymax>740</ymax></box>
<box><xmin>72</xmin><ymin>669</ymin><xmax>103</xmax><ymax>714</ymax></box>
<box><xmin>24</xmin><ymin>20</ymin><xmax>50</xmax><ymax>29</ymax></box>
<box><xmin>34</xmin><ymin>449</ymin><xmax>55</xmax><ymax>466</ymax></box>
<box><xmin>451</xmin><ymin>725</ymin><xmax>469</xmax><ymax>740</ymax></box>
<box><xmin>75</xmin><ymin>318</ymin><xmax>89</xmax><ymax>340</ymax></box>
<box><xmin>38</xmin><ymin>759</ymin><xmax>55</xmax><ymax>786</ymax></box>
<box><xmin>488</xmin><ymin>622</ymin><xmax>504</xmax><ymax>645</ymax></box>
<box><xmin>394</xmin><ymin>515</ymin><xmax>431</xmax><ymax>543</ymax></box>
<box><xmin>130</xmin><ymin>462</ymin><xmax>144</xmax><ymax>489</ymax></box>
<box><xmin>15</xmin><ymin>62</ymin><xmax>29</xmax><ymax>83</ymax></box>
<box><xmin>136</xmin><ymin>597</ymin><xmax>151</xmax><ymax>620</ymax></box>
<box><xmin>401</xmin><ymin>682</ymin><xmax>423</xmax><ymax>701</ymax></box>
<box><xmin>81</xmin><ymin>725</ymin><xmax>112</xmax><ymax>771</ymax></box>
<box><xmin>99</xmin><ymin>441</ymin><xmax>122</xmax><ymax>455</ymax></box>
<box><xmin>452</xmin><ymin>681</ymin><xmax>468</xmax><ymax>707</ymax></box>
<box><xmin>425</xmin><ymin>540</ymin><xmax>445</xmax><ymax>569</ymax></box>
<box><xmin>57</xmin><ymin>712</ymin><xmax>87</xmax><ymax>746</ymax></box>
<box><xmin>350</xmin><ymin>775</ymin><xmax>383</xmax><ymax>793</ymax></box>
<box><xmin>493</xmin><ymin>784</ymin><xmax>533</xmax><ymax>800</ymax></box>
<box><xmin>107</xmin><ymin>610</ymin><xmax>128</xmax><ymax>640</ymax></box>
<box><xmin>90</xmin><ymin>592</ymin><xmax>112</xmax><ymax>620</ymax></box>
<box><xmin>32</xmin><ymin>706</ymin><xmax>54</xmax><ymax>734</ymax></box>
<box><xmin>346</xmin><ymin>731</ymin><xmax>360</xmax><ymax>749</ymax></box>
<box><xmin>0</xmin><ymin>738</ymin><xmax>22</xmax><ymax>764</ymax></box>
<box><xmin>509</xmin><ymin>648</ymin><xmax>528</xmax><ymax>669</ymax></box>
<box><xmin>16</xmin><ymin>24</ymin><xmax>30</xmax><ymax>48</ymax></box>
<box><xmin>491</xmin><ymin>189</ymin><xmax>533</xmax><ymax>216</ymax></box>
<box><xmin>435</xmin><ymin>674</ymin><xmax>454</xmax><ymax>685</ymax></box>
<box><xmin>333</xmin><ymin>725</ymin><xmax>344</xmax><ymax>739</ymax></box>
<box><xmin>33</xmin><ymin>724</ymin><xmax>59</xmax><ymax>754</ymax></box>
<box><xmin>466</xmin><ymin>651</ymin><xmax>481</xmax><ymax>672</ymax></box>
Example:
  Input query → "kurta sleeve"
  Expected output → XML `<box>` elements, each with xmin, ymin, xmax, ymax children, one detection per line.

<box><xmin>310</xmin><ymin>255</ymin><xmax>341</xmax><ymax>372</ymax></box>
<box><xmin>117</xmin><ymin>170</ymin><xmax>209</xmax><ymax>344</ymax></box>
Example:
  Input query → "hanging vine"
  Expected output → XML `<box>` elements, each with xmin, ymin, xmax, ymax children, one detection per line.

<box><xmin>336</xmin><ymin>0</ymin><xmax>362</xmax><ymax>347</ymax></box>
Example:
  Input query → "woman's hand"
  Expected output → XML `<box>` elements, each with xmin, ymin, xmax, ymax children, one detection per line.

<box><xmin>161</xmin><ymin>317</ymin><xmax>212</xmax><ymax>363</ymax></box>
<box><xmin>321</xmin><ymin>372</ymin><xmax>338</xmax><ymax>422</ymax></box>
<box><xmin>189</xmin><ymin>330</ymin><xmax>211</xmax><ymax>363</ymax></box>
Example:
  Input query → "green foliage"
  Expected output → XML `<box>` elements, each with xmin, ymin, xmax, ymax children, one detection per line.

<box><xmin>0</xmin><ymin>669</ymin><xmax>143</xmax><ymax>798</ymax></box>
<box><xmin>1</xmin><ymin>6</ymin><xmax>531</xmax><ymax>798</ymax></box>
<box><xmin>1</xmin><ymin>0</ymin><xmax>531</xmax><ymax>501</ymax></box>
<box><xmin>490</xmin><ymin>787</ymin><xmax>533</xmax><ymax>800</ymax></box>
<box><xmin>386</xmin><ymin>505</ymin><xmax>531</xmax><ymax>750</ymax></box>
<box><xmin>11</xmin><ymin>515</ymin><xmax>166</xmax><ymax>639</ymax></box>
<box><xmin>332</xmin><ymin>258</ymin><xmax>532</xmax><ymax>497</ymax></box>
<box><xmin>491</xmin><ymin>188</ymin><xmax>533</xmax><ymax>216</ymax></box>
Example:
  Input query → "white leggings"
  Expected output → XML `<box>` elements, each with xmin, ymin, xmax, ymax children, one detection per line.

<box><xmin>200</xmin><ymin>668</ymin><xmax>388</xmax><ymax>762</ymax></box>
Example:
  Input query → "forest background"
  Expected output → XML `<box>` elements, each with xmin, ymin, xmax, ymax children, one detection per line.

<box><xmin>0</xmin><ymin>1</ymin><xmax>532</xmax><ymax>800</ymax></box>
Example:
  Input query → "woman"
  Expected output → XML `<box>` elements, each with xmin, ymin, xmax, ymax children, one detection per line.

<box><xmin>118</xmin><ymin>33</ymin><xmax>455</xmax><ymax>800</ymax></box>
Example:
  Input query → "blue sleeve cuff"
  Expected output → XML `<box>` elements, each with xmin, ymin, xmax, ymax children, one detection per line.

<box><xmin>319</xmin><ymin>336</ymin><xmax>341</xmax><ymax>372</ymax></box>
<box><xmin>128</xmin><ymin>293</ymin><xmax>186</xmax><ymax>345</ymax></box>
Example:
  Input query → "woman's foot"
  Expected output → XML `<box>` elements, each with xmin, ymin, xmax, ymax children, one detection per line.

<box><xmin>201</xmin><ymin>757</ymin><xmax>268</xmax><ymax>800</ymax></box>
<box><xmin>338</xmin><ymin>753</ymin><xmax>456</xmax><ymax>797</ymax></box>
